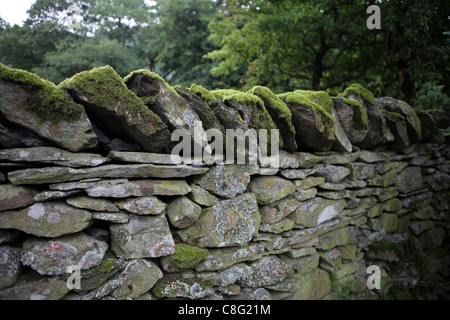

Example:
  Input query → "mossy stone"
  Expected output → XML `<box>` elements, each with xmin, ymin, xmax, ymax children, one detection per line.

<box><xmin>61</xmin><ymin>66</ymin><xmax>171</xmax><ymax>153</ymax></box>
<box><xmin>340</xmin><ymin>83</ymin><xmax>375</xmax><ymax>105</ymax></box>
<box><xmin>249</xmin><ymin>86</ymin><xmax>297</xmax><ymax>152</ymax></box>
<box><xmin>160</xmin><ymin>244</ymin><xmax>209</xmax><ymax>273</ymax></box>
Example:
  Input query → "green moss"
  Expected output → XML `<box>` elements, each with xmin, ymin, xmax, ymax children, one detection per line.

<box><xmin>123</xmin><ymin>69</ymin><xmax>179</xmax><ymax>96</ymax></box>
<box><xmin>412</xmin><ymin>110</ymin><xmax>423</xmax><ymax>140</ymax></box>
<box><xmin>342</xmin><ymin>98</ymin><xmax>369</xmax><ymax>131</ymax></box>
<box><xmin>165</xmin><ymin>243</ymin><xmax>209</xmax><ymax>270</ymax></box>
<box><xmin>277</xmin><ymin>91</ymin><xmax>335</xmax><ymax>136</ymax></box>
<box><xmin>92</xmin><ymin>258</ymin><xmax>118</xmax><ymax>273</ymax></box>
<box><xmin>190</xmin><ymin>84</ymin><xmax>217</xmax><ymax>106</ymax></box>
<box><xmin>381</xmin><ymin>109</ymin><xmax>406</xmax><ymax>122</ymax></box>
<box><xmin>0</xmin><ymin>63</ymin><xmax>84</xmax><ymax>123</ymax></box>
<box><xmin>340</xmin><ymin>83</ymin><xmax>375</xmax><ymax>105</ymax></box>
<box><xmin>294</xmin><ymin>90</ymin><xmax>334</xmax><ymax>113</ymax></box>
<box><xmin>60</xmin><ymin>66</ymin><xmax>163</xmax><ymax>136</ymax></box>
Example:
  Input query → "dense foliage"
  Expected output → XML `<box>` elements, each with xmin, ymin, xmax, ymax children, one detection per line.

<box><xmin>0</xmin><ymin>0</ymin><xmax>449</xmax><ymax>108</ymax></box>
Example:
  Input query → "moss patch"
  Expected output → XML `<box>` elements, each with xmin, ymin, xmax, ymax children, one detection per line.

<box><xmin>381</xmin><ymin>109</ymin><xmax>406</xmax><ymax>122</ymax></box>
<box><xmin>340</xmin><ymin>83</ymin><xmax>375</xmax><ymax>105</ymax></box>
<box><xmin>60</xmin><ymin>66</ymin><xmax>164</xmax><ymax>136</ymax></box>
<box><xmin>163</xmin><ymin>243</ymin><xmax>209</xmax><ymax>271</ymax></box>
<box><xmin>294</xmin><ymin>90</ymin><xmax>334</xmax><ymax>113</ymax></box>
<box><xmin>277</xmin><ymin>90</ymin><xmax>335</xmax><ymax>136</ymax></box>
<box><xmin>342</xmin><ymin>98</ymin><xmax>369</xmax><ymax>131</ymax></box>
<box><xmin>123</xmin><ymin>69</ymin><xmax>179</xmax><ymax>96</ymax></box>
<box><xmin>0</xmin><ymin>63</ymin><xmax>84</xmax><ymax>123</ymax></box>
<box><xmin>190</xmin><ymin>84</ymin><xmax>217</xmax><ymax>106</ymax></box>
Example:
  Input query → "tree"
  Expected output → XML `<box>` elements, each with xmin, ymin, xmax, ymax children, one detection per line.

<box><xmin>148</xmin><ymin>0</ymin><xmax>224</xmax><ymax>88</ymax></box>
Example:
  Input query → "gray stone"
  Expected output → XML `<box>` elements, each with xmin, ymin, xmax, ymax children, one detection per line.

<box><xmin>110</xmin><ymin>214</ymin><xmax>175</xmax><ymax>259</ymax></box>
<box><xmin>0</xmin><ymin>202</ymin><xmax>92</xmax><ymax>237</ymax></box>
<box><xmin>107</xmin><ymin>151</ymin><xmax>181</xmax><ymax>165</ymax></box>
<box><xmin>259</xmin><ymin>197</ymin><xmax>301</xmax><ymax>224</ymax></box>
<box><xmin>316</xmin><ymin>226</ymin><xmax>362</xmax><ymax>250</ymax></box>
<box><xmin>248</xmin><ymin>176</ymin><xmax>295</xmax><ymax>205</ymax></box>
<box><xmin>345</xmin><ymin>162</ymin><xmax>376</xmax><ymax>180</ymax></box>
<box><xmin>112</xmin><ymin>259</ymin><xmax>163</xmax><ymax>299</ymax></box>
<box><xmin>114</xmin><ymin>196</ymin><xmax>166</xmax><ymax>215</ymax></box>
<box><xmin>7</xmin><ymin>164</ymin><xmax>208</xmax><ymax>185</ymax></box>
<box><xmin>195</xmin><ymin>243</ymin><xmax>265</xmax><ymax>272</ymax></box>
<box><xmin>0</xmin><ymin>275</ymin><xmax>70</xmax><ymax>300</ymax></box>
<box><xmin>33</xmin><ymin>190</ymin><xmax>80</xmax><ymax>202</ymax></box>
<box><xmin>395</xmin><ymin>167</ymin><xmax>423</xmax><ymax>194</ymax></box>
<box><xmin>0</xmin><ymin>245</ymin><xmax>21</xmax><ymax>289</ymax></box>
<box><xmin>66</xmin><ymin>196</ymin><xmax>119</xmax><ymax>212</ymax></box>
<box><xmin>314</xmin><ymin>164</ymin><xmax>351</xmax><ymax>183</ymax></box>
<box><xmin>294</xmin><ymin>176</ymin><xmax>325</xmax><ymax>190</ymax></box>
<box><xmin>194</xmin><ymin>164</ymin><xmax>250</xmax><ymax>199</ymax></box>
<box><xmin>167</xmin><ymin>196</ymin><xmax>202</xmax><ymax>228</ymax></box>
<box><xmin>332</xmin><ymin>98</ymin><xmax>369</xmax><ymax>144</ymax></box>
<box><xmin>152</xmin><ymin>270</ymin><xmax>218</xmax><ymax>299</ymax></box>
<box><xmin>279</xmin><ymin>168</ymin><xmax>316</xmax><ymax>179</ymax></box>
<box><xmin>21</xmin><ymin>233</ymin><xmax>108</xmax><ymax>275</ymax></box>
<box><xmin>0</xmin><ymin>147</ymin><xmax>109</xmax><ymax>167</ymax></box>
<box><xmin>330</xmin><ymin>105</ymin><xmax>353</xmax><ymax>152</ymax></box>
<box><xmin>178</xmin><ymin>193</ymin><xmax>260</xmax><ymax>248</ymax></box>
<box><xmin>187</xmin><ymin>183</ymin><xmax>219</xmax><ymax>207</ymax></box>
<box><xmin>278</xmin><ymin>150</ymin><xmax>320</xmax><ymax>169</ymax></box>
<box><xmin>93</xmin><ymin>212</ymin><xmax>129</xmax><ymax>223</ymax></box>
<box><xmin>86</xmin><ymin>179</ymin><xmax>191</xmax><ymax>198</ymax></box>
<box><xmin>290</xmin><ymin>198</ymin><xmax>346</xmax><ymax>228</ymax></box>
<box><xmin>0</xmin><ymin>184</ymin><xmax>38</xmax><ymax>211</ymax></box>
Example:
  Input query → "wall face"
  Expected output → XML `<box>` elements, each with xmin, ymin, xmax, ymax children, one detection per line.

<box><xmin>0</xmin><ymin>144</ymin><xmax>448</xmax><ymax>300</ymax></box>
<box><xmin>0</xmin><ymin>64</ymin><xmax>449</xmax><ymax>300</ymax></box>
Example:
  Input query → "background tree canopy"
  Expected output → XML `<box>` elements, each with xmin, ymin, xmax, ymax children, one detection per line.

<box><xmin>0</xmin><ymin>0</ymin><xmax>449</xmax><ymax>109</ymax></box>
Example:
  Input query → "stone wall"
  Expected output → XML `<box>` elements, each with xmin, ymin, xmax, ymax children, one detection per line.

<box><xmin>0</xmin><ymin>63</ymin><xmax>449</xmax><ymax>300</ymax></box>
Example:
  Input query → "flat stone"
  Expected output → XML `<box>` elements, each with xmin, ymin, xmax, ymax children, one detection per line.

<box><xmin>107</xmin><ymin>151</ymin><xmax>181</xmax><ymax>165</ymax></box>
<box><xmin>33</xmin><ymin>190</ymin><xmax>80</xmax><ymax>202</ymax></box>
<box><xmin>287</xmin><ymin>269</ymin><xmax>331</xmax><ymax>300</ymax></box>
<box><xmin>0</xmin><ymin>202</ymin><xmax>92</xmax><ymax>237</ymax></box>
<box><xmin>0</xmin><ymin>184</ymin><xmax>38</xmax><ymax>212</ymax></box>
<box><xmin>291</xmin><ymin>188</ymin><xmax>318</xmax><ymax>201</ymax></box>
<box><xmin>86</xmin><ymin>179</ymin><xmax>191</xmax><ymax>198</ymax></box>
<box><xmin>193</xmin><ymin>164</ymin><xmax>250</xmax><ymax>199</ymax></box>
<box><xmin>195</xmin><ymin>243</ymin><xmax>265</xmax><ymax>272</ymax></box>
<box><xmin>21</xmin><ymin>233</ymin><xmax>108</xmax><ymax>275</ymax></box>
<box><xmin>114</xmin><ymin>196</ymin><xmax>166</xmax><ymax>215</ymax></box>
<box><xmin>330</xmin><ymin>106</ymin><xmax>353</xmax><ymax>152</ymax></box>
<box><xmin>110</xmin><ymin>214</ymin><xmax>175</xmax><ymax>259</ymax></box>
<box><xmin>178</xmin><ymin>193</ymin><xmax>260</xmax><ymax>248</ymax></box>
<box><xmin>0</xmin><ymin>275</ymin><xmax>70</xmax><ymax>300</ymax></box>
<box><xmin>294</xmin><ymin>177</ymin><xmax>325</xmax><ymax>190</ymax></box>
<box><xmin>0</xmin><ymin>147</ymin><xmax>109</xmax><ymax>167</ymax></box>
<box><xmin>92</xmin><ymin>212</ymin><xmax>129</xmax><ymax>223</ymax></box>
<box><xmin>316</xmin><ymin>226</ymin><xmax>362</xmax><ymax>250</ymax></box>
<box><xmin>278</xmin><ymin>150</ymin><xmax>321</xmax><ymax>169</ymax></box>
<box><xmin>279</xmin><ymin>168</ymin><xmax>316</xmax><ymax>179</ymax></box>
<box><xmin>248</xmin><ymin>176</ymin><xmax>295</xmax><ymax>205</ymax></box>
<box><xmin>66</xmin><ymin>196</ymin><xmax>119</xmax><ymax>212</ymax></box>
<box><xmin>314</xmin><ymin>164</ymin><xmax>351</xmax><ymax>183</ymax></box>
<box><xmin>7</xmin><ymin>164</ymin><xmax>208</xmax><ymax>185</ymax></box>
<box><xmin>49</xmin><ymin>178</ymin><xmax>129</xmax><ymax>191</ymax></box>
<box><xmin>345</xmin><ymin>162</ymin><xmax>376</xmax><ymax>179</ymax></box>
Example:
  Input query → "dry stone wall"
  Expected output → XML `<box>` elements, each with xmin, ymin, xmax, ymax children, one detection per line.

<box><xmin>0</xmin><ymin>63</ymin><xmax>449</xmax><ymax>300</ymax></box>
